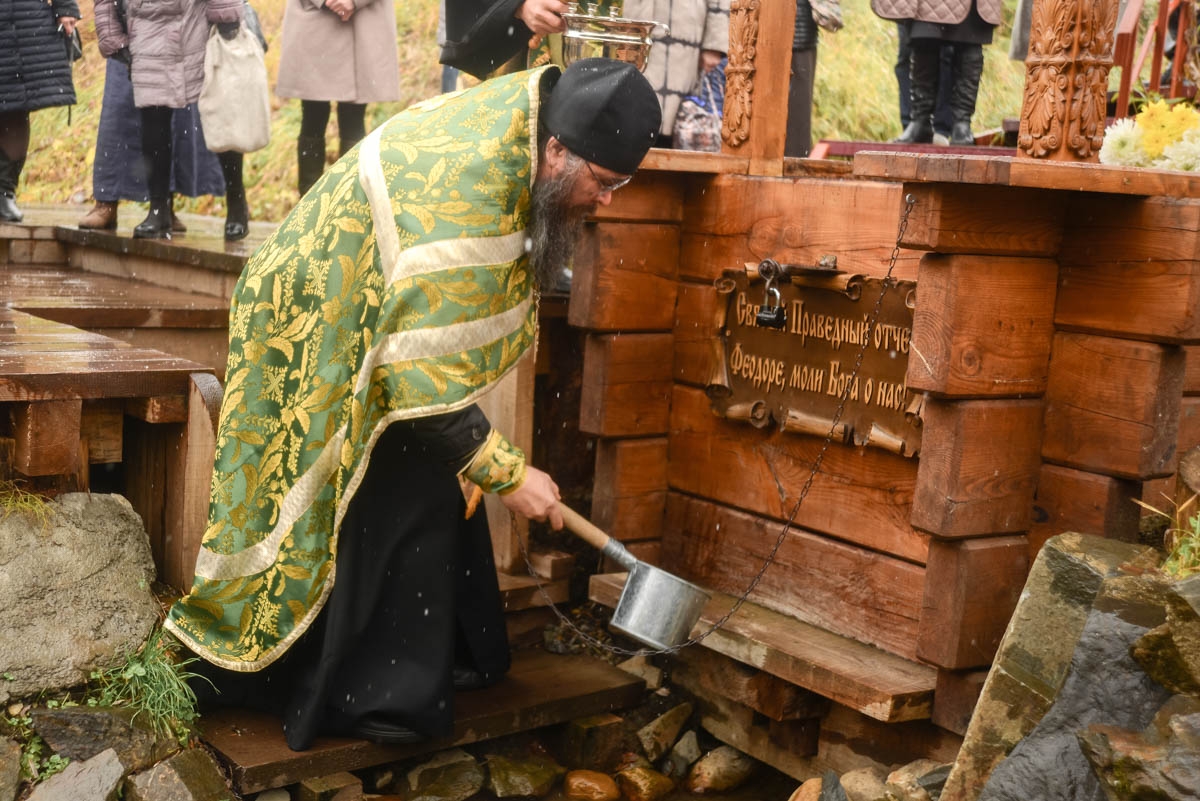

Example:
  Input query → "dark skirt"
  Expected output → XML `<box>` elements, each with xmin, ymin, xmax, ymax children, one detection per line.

<box><xmin>191</xmin><ymin>422</ymin><xmax>512</xmax><ymax>752</ymax></box>
<box><xmin>907</xmin><ymin>4</ymin><xmax>995</xmax><ymax>45</ymax></box>
<box><xmin>91</xmin><ymin>60</ymin><xmax>225</xmax><ymax>202</ymax></box>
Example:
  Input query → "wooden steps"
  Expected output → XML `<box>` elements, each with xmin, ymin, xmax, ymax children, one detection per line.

<box><xmin>200</xmin><ymin>649</ymin><xmax>645</xmax><ymax>795</ymax></box>
<box><xmin>589</xmin><ymin>572</ymin><xmax>936</xmax><ymax>724</ymax></box>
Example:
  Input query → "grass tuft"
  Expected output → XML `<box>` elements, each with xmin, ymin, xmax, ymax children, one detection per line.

<box><xmin>0</xmin><ymin>480</ymin><xmax>54</xmax><ymax>531</ymax></box>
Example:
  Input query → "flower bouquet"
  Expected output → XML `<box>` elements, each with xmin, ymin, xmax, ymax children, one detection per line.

<box><xmin>1099</xmin><ymin>99</ymin><xmax>1200</xmax><ymax>170</ymax></box>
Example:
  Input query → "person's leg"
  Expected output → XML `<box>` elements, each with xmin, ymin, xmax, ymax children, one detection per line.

<box><xmin>218</xmin><ymin>151</ymin><xmax>248</xmax><ymax>241</ymax></box>
<box><xmin>949</xmin><ymin>43</ymin><xmax>985</xmax><ymax>145</ymax></box>
<box><xmin>933</xmin><ymin>43</ymin><xmax>956</xmax><ymax>142</ymax></box>
<box><xmin>785</xmin><ymin>46</ymin><xmax>818</xmax><ymax>158</ymax></box>
<box><xmin>896</xmin><ymin>22</ymin><xmax>912</xmax><ymax>130</ymax></box>
<box><xmin>893</xmin><ymin>39</ymin><xmax>939</xmax><ymax>144</ymax></box>
<box><xmin>0</xmin><ymin>110</ymin><xmax>30</xmax><ymax>222</ymax></box>
<box><xmin>134</xmin><ymin>106</ymin><xmax>175</xmax><ymax>238</ymax></box>
<box><xmin>335</xmin><ymin>102</ymin><xmax>367</xmax><ymax>157</ymax></box>
<box><xmin>441</xmin><ymin>65</ymin><xmax>460</xmax><ymax>94</ymax></box>
<box><xmin>298</xmin><ymin>100</ymin><xmax>330</xmax><ymax>197</ymax></box>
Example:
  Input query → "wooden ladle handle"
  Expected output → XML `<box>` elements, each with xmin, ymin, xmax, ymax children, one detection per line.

<box><xmin>558</xmin><ymin>502</ymin><xmax>611</xmax><ymax>551</ymax></box>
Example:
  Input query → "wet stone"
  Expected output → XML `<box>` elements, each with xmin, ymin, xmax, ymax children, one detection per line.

<box><xmin>838</xmin><ymin>766</ymin><xmax>885</xmax><ymax>801</ymax></box>
<box><xmin>1078</xmin><ymin>711</ymin><xmax>1200</xmax><ymax>801</ymax></box>
<box><xmin>122</xmin><ymin>748</ymin><xmax>230</xmax><ymax>801</ymax></box>
<box><xmin>0</xmin><ymin>736</ymin><xmax>21</xmax><ymax>801</ymax></box>
<box><xmin>485</xmin><ymin>753</ymin><xmax>566</xmax><ymax>798</ymax></box>
<box><xmin>615</xmin><ymin>765</ymin><xmax>674</xmax><ymax>801</ymax></box>
<box><xmin>816</xmin><ymin>769</ymin><xmax>849</xmax><ymax>801</ymax></box>
<box><xmin>30</xmin><ymin>706</ymin><xmax>180</xmax><ymax>774</ymax></box>
<box><xmin>561</xmin><ymin>714</ymin><xmax>628</xmax><ymax>772</ymax></box>
<box><xmin>684</xmin><ymin>745</ymin><xmax>756</xmax><ymax>793</ymax></box>
<box><xmin>636</xmin><ymin>702</ymin><xmax>692</xmax><ymax>762</ymax></box>
<box><xmin>28</xmin><ymin>747</ymin><xmax>125</xmax><ymax>801</ymax></box>
<box><xmin>788</xmin><ymin>776</ymin><xmax>824</xmax><ymax>801</ymax></box>
<box><xmin>406</xmin><ymin>749</ymin><xmax>483</xmax><ymax>801</ymax></box>
<box><xmin>563</xmin><ymin>769</ymin><xmax>619</xmax><ymax>801</ymax></box>
<box><xmin>252</xmin><ymin>790</ymin><xmax>290</xmax><ymax>801</ymax></box>
<box><xmin>660</xmin><ymin>729</ymin><xmax>701</xmax><ymax>778</ymax></box>
<box><xmin>885</xmin><ymin>759</ymin><xmax>949</xmax><ymax>801</ymax></box>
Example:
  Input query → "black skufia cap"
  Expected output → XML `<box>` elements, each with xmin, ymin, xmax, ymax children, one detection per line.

<box><xmin>543</xmin><ymin>58</ymin><xmax>662</xmax><ymax>175</ymax></box>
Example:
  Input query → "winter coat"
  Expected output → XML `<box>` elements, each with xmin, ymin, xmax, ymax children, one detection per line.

<box><xmin>0</xmin><ymin>0</ymin><xmax>80</xmax><ymax>114</ymax></box>
<box><xmin>624</xmin><ymin>0</ymin><xmax>730</xmax><ymax>136</ymax></box>
<box><xmin>95</xmin><ymin>0</ymin><xmax>244</xmax><ymax>109</ymax></box>
<box><xmin>275</xmin><ymin>0</ymin><xmax>401</xmax><ymax>103</ymax></box>
<box><xmin>871</xmin><ymin>0</ymin><xmax>1001</xmax><ymax>27</ymax></box>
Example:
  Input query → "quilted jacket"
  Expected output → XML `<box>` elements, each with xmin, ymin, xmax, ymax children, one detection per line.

<box><xmin>870</xmin><ymin>0</ymin><xmax>1001</xmax><ymax>26</ymax></box>
<box><xmin>0</xmin><ymin>0</ymin><xmax>80</xmax><ymax>113</ymax></box>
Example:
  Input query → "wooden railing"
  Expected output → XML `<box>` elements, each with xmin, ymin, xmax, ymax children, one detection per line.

<box><xmin>1114</xmin><ymin>0</ymin><xmax>1196</xmax><ymax>117</ymax></box>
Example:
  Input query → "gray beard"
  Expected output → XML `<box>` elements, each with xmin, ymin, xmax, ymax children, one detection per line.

<box><xmin>527</xmin><ymin>159</ymin><xmax>588</xmax><ymax>291</ymax></box>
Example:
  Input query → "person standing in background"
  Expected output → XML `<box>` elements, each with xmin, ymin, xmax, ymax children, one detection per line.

<box><xmin>94</xmin><ymin>0</ymin><xmax>248</xmax><ymax>239</ymax></box>
<box><xmin>785</xmin><ymin>0</ymin><xmax>818</xmax><ymax>157</ymax></box>
<box><xmin>276</xmin><ymin>0</ymin><xmax>401</xmax><ymax>197</ymax></box>
<box><xmin>0</xmin><ymin>0</ymin><xmax>79</xmax><ymax>223</ymax></box>
<box><xmin>78</xmin><ymin>59</ymin><xmax>225</xmax><ymax>233</ymax></box>
<box><xmin>624</xmin><ymin>0</ymin><xmax>729</xmax><ymax>148</ymax></box>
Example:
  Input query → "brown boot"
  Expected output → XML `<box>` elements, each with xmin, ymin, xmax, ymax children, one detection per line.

<box><xmin>78</xmin><ymin>201</ymin><xmax>117</xmax><ymax>230</ymax></box>
<box><xmin>170</xmin><ymin>208</ymin><xmax>187</xmax><ymax>233</ymax></box>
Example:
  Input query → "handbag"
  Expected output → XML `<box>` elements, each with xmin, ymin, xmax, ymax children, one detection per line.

<box><xmin>673</xmin><ymin>61</ymin><xmax>725</xmax><ymax>153</ymax></box>
<box><xmin>809</xmin><ymin>0</ymin><xmax>844</xmax><ymax>33</ymax></box>
<box><xmin>198</xmin><ymin>25</ymin><xmax>271</xmax><ymax>153</ymax></box>
<box><xmin>64</xmin><ymin>28</ymin><xmax>83</xmax><ymax>62</ymax></box>
<box><xmin>243</xmin><ymin>1</ymin><xmax>268</xmax><ymax>53</ymax></box>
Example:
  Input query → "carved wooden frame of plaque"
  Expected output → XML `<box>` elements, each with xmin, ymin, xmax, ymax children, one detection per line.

<box><xmin>707</xmin><ymin>268</ymin><xmax>924</xmax><ymax>457</ymax></box>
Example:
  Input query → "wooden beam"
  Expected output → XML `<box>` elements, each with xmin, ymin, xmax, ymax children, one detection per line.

<box><xmin>589</xmin><ymin>573</ymin><xmax>936</xmax><ymax>723</ymax></box>
<box><xmin>900</xmin><ymin>184</ymin><xmax>1065</xmax><ymax>256</ymax></box>
<box><xmin>661</xmin><ymin>493</ymin><xmax>926</xmax><ymax>661</ymax></box>
<box><xmin>478</xmin><ymin>358</ymin><xmax>534</xmax><ymax>573</ymax></box>
<box><xmin>916</xmin><ymin>536</ymin><xmax>1029</xmax><ymax>669</ymax></box>
<box><xmin>668</xmin><ymin>642</ymin><xmax>829</xmax><ymax>722</ymax></box>
<box><xmin>931</xmin><ymin>669</ymin><xmax>988</xmax><ymax>737</ymax></box>
<box><xmin>11</xmin><ymin>399</ymin><xmax>81</xmax><ymax>477</ymax></box>
<box><xmin>580</xmin><ymin>334</ymin><xmax>672</xmax><ymax>437</ymax></box>
<box><xmin>592</xmin><ymin>438</ymin><xmax>668</xmax><ymax>543</ymax></box>
<box><xmin>1042</xmin><ymin>332</ymin><xmax>1184</xmax><ymax>479</ymax></box>
<box><xmin>1031</xmin><ymin>463</ymin><xmax>1141</xmax><ymax>560</ymax></box>
<box><xmin>673</xmin><ymin>282</ymin><xmax>724</xmax><ymax>388</ymax></box>
<box><xmin>668</xmin><ymin>384</ymin><xmax>927</xmax><ymax>563</ymax></box>
<box><xmin>912</xmin><ymin>399</ymin><xmax>1044</xmax><ymax>537</ymax></box>
<box><xmin>80</xmin><ymin>400</ymin><xmax>123</xmax><ymax>464</ymax></box>
<box><xmin>568</xmin><ymin>223</ymin><xmax>679</xmax><ymax>332</ymax></box>
<box><xmin>721</xmin><ymin>0</ymin><xmax>796</xmax><ymax>176</ymax></box>
<box><xmin>907</xmin><ymin>254</ymin><xmax>1058</xmax><ymax>397</ymax></box>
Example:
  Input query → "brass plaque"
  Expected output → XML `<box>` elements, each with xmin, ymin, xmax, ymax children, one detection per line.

<box><xmin>709</xmin><ymin>270</ymin><xmax>922</xmax><ymax>456</ymax></box>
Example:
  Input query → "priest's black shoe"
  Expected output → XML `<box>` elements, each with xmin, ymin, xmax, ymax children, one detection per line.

<box><xmin>351</xmin><ymin>714</ymin><xmax>427</xmax><ymax>745</ymax></box>
<box><xmin>133</xmin><ymin>197</ymin><xmax>173</xmax><ymax>239</ymax></box>
<box><xmin>452</xmin><ymin>665</ymin><xmax>489</xmax><ymax>691</ymax></box>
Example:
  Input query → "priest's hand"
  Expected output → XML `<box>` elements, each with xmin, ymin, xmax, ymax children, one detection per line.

<box><xmin>499</xmin><ymin>466</ymin><xmax>563</xmax><ymax>530</ymax></box>
<box><xmin>517</xmin><ymin>0</ymin><xmax>568</xmax><ymax>46</ymax></box>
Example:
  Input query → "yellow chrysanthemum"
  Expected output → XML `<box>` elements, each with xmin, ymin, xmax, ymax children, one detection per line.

<box><xmin>1135</xmin><ymin>100</ymin><xmax>1200</xmax><ymax>160</ymax></box>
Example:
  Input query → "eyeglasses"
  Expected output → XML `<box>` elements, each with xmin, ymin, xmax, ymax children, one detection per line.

<box><xmin>584</xmin><ymin>161</ymin><xmax>634</xmax><ymax>193</ymax></box>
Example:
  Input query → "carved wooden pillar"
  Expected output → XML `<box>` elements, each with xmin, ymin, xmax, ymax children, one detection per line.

<box><xmin>1017</xmin><ymin>0</ymin><xmax>1119</xmax><ymax>161</ymax></box>
<box><xmin>721</xmin><ymin>0</ymin><xmax>795</xmax><ymax>176</ymax></box>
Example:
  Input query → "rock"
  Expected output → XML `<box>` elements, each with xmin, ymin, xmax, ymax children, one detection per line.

<box><xmin>788</xmin><ymin>777</ymin><xmax>823</xmax><ymax>801</ymax></box>
<box><xmin>1134</xmin><ymin>574</ymin><xmax>1200</xmax><ymax>694</ymax></box>
<box><xmin>816</xmin><ymin>770</ymin><xmax>849</xmax><ymax>801</ymax></box>
<box><xmin>615</xmin><ymin>765</ymin><xmax>674</xmax><ymax>801</ymax></box>
<box><xmin>885</xmin><ymin>760</ymin><xmax>950</xmax><ymax>801</ymax></box>
<box><xmin>563</xmin><ymin>770</ymin><xmax>620</xmax><ymax>801</ymax></box>
<box><xmin>617</xmin><ymin>656</ymin><xmax>663</xmax><ymax>691</ymax></box>
<box><xmin>253</xmin><ymin>790</ymin><xmax>290</xmax><ymax>801</ymax></box>
<box><xmin>561</xmin><ymin>714</ymin><xmax>628</xmax><ymax>772</ymax></box>
<box><xmin>0</xmin><ymin>737</ymin><xmax>21</xmax><ymax>801</ymax></box>
<box><xmin>406</xmin><ymin>749</ymin><xmax>483</xmax><ymax>801</ymax></box>
<box><xmin>1131</xmin><ymin>623</ymin><xmax>1200</xmax><ymax>696</ymax></box>
<box><xmin>122</xmin><ymin>748</ymin><xmax>230</xmax><ymax>801</ymax></box>
<box><xmin>839</xmin><ymin>766</ymin><xmax>886</xmax><ymax>801</ymax></box>
<box><xmin>27</xmin><ymin>747</ymin><xmax>124</xmax><ymax>801</ymax></box>
<box><xmin>976</xmin><ymin>573</ymin><xmax>1174</xmax><ymax>801</ymax></box>
<box><xmin>684</xmin><ymin>745</ymin><xmax>756</xmax><ymax>793</ymax></box>
<box><xmin>942</xmin><ymin>533</ymin><xmax>1159</xmax><ymax>801</ymax></box>
<box><xmin>0</xmin><ymin>494</ymin><xmax>159</xmax><ymax>703</ymax></box>
<box><xmin>660</xmin><ymin>729</ymin><xmax>701</xmax><ymax>778</ymax></box>
<box><xmin>636</xmin><ymin>702</ymin><xmax>692</xmax><ymax>762</ymax></box>
<box><xmin>1077</xmin><ymin>694</ymin><xmax>1200</xmax><ymax>801</ymax></box>
<box><xmin>485</xmin><ymin>753</ymin><xmax>565</xmax><ymax>797</ymax></box>
<box><xmin>30</xmin><ymin>706</ymin><xmax>180</xmax><ymax>774</ymax></box>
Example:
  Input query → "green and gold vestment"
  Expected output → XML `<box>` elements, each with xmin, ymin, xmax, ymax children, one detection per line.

<box><xmin>165</xmin><ymin>66</ymin><xmax>554</xmax><ymax>671</ymax></box>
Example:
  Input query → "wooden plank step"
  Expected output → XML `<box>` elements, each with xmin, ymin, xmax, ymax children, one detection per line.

<box><xmin>498</xmin><ymin>571</ymin><xmax>569</xmax><ymax>612</ymax></box>
<box><xmin>200</xmin><ymin>649</ymin><xmax>645</xmax><ymax>795</ymax></box>
<box><xmin>589</xmin><ymin>572</ymin><xmax>936</xmax><ymax>723</ymax></box>
<box><xmin>0</xmin><ymin>266</ymin><xmax>228</xmax><ymax>329</ymax></box>
<box><xmin>0</xmin><ymin>309</ymin><xmax>208</xmax><ymax>401</ymax></box>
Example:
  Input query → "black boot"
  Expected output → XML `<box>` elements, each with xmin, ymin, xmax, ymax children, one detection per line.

<box><xmin>893</xmin><ymin>41</ymin><xmax>939</xmax><ymax>144</ymax></box>
<box><xmin>0</xmin><ymin>154</ymin><xmax>24</xmax><ymax>223</ymax></box>
<box><xmin>297</xmin><ymin>135</ymin><xmax>325</xmax><ymax>197</ymax></box>
<box><xmin>219</xmin><ymin>151</ymin><xmax>249</xmax><ymax>241</ymax></box>
<box><xmin>134</xmin><ymin>107</ymin><xmax>173</xmax><ymax>239</ymax></box>
<box><xmin>949</xmin><ymin>43</ymin><xmax>985</xmax><ymax>146</ymax></box>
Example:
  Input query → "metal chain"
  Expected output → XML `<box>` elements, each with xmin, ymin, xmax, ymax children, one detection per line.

<box><xmin>521</xmin><ymin>193</ymin><xmax>919</xmax><ymax>658</ymax></box>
